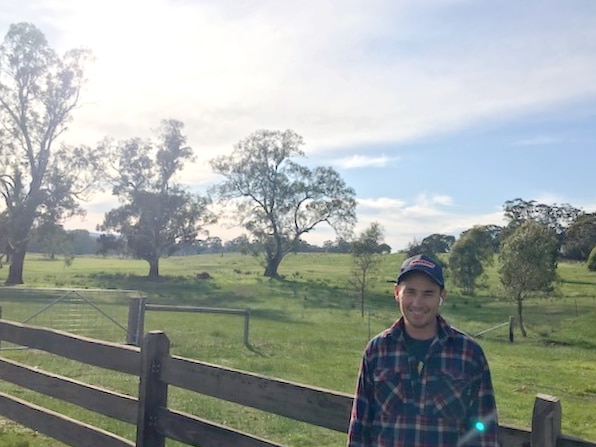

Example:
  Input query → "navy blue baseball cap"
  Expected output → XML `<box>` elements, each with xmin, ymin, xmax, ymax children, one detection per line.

<box><xmin>396</xmin><ymin>254</ymin><xmax>444</xmax><ymax>288</ymax></box>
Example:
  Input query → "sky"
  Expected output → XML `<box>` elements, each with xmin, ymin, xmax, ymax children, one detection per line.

<box><xmin>1</xmin><ymin>0</ymin><xmax>595</xmax><ymax>251</ymax></box>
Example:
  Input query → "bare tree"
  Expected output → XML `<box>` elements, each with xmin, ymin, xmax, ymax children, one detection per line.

<box><xmin>351</xmin><ymin>222</ymin><xmax>386</xmax><ymax>317</ymax></box>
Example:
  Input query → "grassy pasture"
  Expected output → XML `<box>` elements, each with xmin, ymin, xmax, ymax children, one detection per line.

<box><xmin>0</xmin><ymin>252</ymin><xmax>595</xmax><ymax>446</ymax></box>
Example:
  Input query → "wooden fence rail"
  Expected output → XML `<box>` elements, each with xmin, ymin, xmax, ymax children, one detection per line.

<box><xmin>0</xmin><ymin>318</ymin><xmax>595</xmax><ymax>447</ymax></box>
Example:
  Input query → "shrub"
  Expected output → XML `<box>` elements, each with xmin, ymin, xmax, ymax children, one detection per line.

<box><xmin>588</xmin><ymin>245</ymin><xmax>596</xmax><ymax>272</ymax></box>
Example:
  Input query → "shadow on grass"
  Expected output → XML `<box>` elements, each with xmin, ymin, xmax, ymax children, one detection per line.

<box><xmin>84</xmin><ymin>272</ymin><xmax>362</xmax><ymax>312</ymax></box>
<box><xmin>559</xmin><ymin>278</ymin><xmax>596</xmax><ymax>286</ymax></box>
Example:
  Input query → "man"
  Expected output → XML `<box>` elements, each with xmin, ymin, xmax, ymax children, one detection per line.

<box><xmin>347</xmin><ymin>254</ymin><xmax>498</xmax><ymax>447</ymax></box>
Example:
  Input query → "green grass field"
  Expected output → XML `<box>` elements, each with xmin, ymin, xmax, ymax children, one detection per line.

<box><xmin>0</xmin><ymin>252</ymin><xmax>595</xmax><ymax>446</ymax></box>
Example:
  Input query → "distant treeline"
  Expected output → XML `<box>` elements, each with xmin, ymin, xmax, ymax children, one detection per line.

<box><xmin>27</xmin><ymin>230</ymin><xmax>354</xmax><ymax>257</ymax></box>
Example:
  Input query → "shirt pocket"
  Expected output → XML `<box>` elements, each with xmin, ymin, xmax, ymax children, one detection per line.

<box><xmin>428</xmin><ymin>367</ymin><xmax>472</xmax><ymax>420</ymax></box>
<box><xmin>372</xmin><ymin>368</ymin><xmax>407</xmax><ymax>417</ymax></box>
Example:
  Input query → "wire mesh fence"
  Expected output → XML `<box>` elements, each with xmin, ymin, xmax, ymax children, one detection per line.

<box><xmin>0</xmin><ymin>287</ymin><xmax>141</xmax><ymax>349</ymax></box>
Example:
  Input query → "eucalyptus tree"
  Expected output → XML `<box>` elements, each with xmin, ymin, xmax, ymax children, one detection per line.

<box><xmin>99</xmin><ymin>119</ymin><xmax>214</xmax><ymax>278</ymax></box>
<box><xmin>502</xmin><ymin>198</ymin><xmax>582</xmax><ymax>247</ymax></box>
<box><xmin>499</xmin><ymin>221</ymin><xmax>559</xmax><ymax>337</ymax></box>
<box><xmin>448</xmin><ymin>226</ymin><xmax>494</xmax><ymax>295</ymax></box>
<box><xmin>210</xmin><ymin>129</ymin><xmax>357</xmax><ymax>278</ymax></box>
<box><xmin>562</xmin><ymin>213</ymin><xmax>596</xmax><ymax>261</ymax></box>
<box><xmin>0</xmin><ymin>23</ymin><xmax>102</xmax><ymax>284</ymax></box>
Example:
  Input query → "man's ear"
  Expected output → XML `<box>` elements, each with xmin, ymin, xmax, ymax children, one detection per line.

<box><xmin>439</xmin><ymin>289</ymin><xmax>447</xmax><ymax>306</ymax></box>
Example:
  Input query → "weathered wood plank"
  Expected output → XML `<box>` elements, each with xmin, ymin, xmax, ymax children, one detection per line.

<box><xmin>0</xmin><ymin>357</ymin><xmax>138</xmax><ymax>424</ymax></box>
<box><xmin>0</xmin><ymin>392</ymin><xmax>134</xmax><ymax>447</ymax></box>
<box><xmin>155</xmin><ymin>407</ymin><xmax>287</xmax><ymax>447</ymax></box>
<box><xmin>497</xmin><ymin>423</ymin><xmax>531</xmax><ymax>447</ymax></box>
<box><xmin>0</xmin><ymin>319</ymin><xmax>140</xmax><ymax>375</ymax></box>
<box><xmin>559</xmin><ymin>435</ymin><xmax>596</xmax><ymax>447</ymax></box>
<box><xmin>161</xmin><ymin>354</ymin><xmax>353</xmax><ymax>433</ymax></box>
<box><xmin>145</xmin><ymin>304</ymin><xmax>247</xmax><ymax>315</ymax></box>
<box><xmin>136</xmin><ymin>331</ymin><xmax>170</xmax><ymax>447</ymax></box>
<box><xmin>531</xmin><ymin>394</ymin><xmax>562</xmax><ymax>447</ymax></box>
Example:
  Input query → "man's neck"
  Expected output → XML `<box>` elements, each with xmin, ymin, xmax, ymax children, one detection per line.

<box><xmin>404</xmin><ymin>322</ymin><xmax>438</xmax><ymax>340</ymax></box>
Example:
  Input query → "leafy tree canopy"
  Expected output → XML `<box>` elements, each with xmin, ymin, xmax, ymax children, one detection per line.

<box><xmin>502</xmin><ymin>198</ymin><xmax>583</xmax><ymax>246</ymax></box>
<box><xmin>499</xmin><ymin>220</ymin><xmax>559</xmax><ymax>336</ymax></box>
<box><xmin>210</xmin><ymin>129</ymin><xmax>357</xmax><ymax>277</ymax></box>
<box><xmin>449</xmin><ymin>226</ymin><xmax>494</xmax><ymax>295</ymax></box>
<box><xmin>406</xmin><ymin>233</ymin><xmax>454</xmax><ymax>258</ymax></box>
<box><xmin>562</xmin><ymin>213</ymin><xmax>596</xmax><ymax>262</ymax></box>
<box><xmin>99</xmin><ymin>119</ymin><xmax>214</xmax><ymax>277</ymax></box>
<box><xmin>0</xmin><ymin>22</ymin><xmax>102</xmax><ymax>284</ymax></box>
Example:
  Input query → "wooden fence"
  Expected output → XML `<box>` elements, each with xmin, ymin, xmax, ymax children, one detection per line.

<box><xmin>0</xmin><ymin>318</ymin><xmax>595</xmax><ymax>447</ymax></box>
<box><xmin>126</xmin><ymin>297</ymin><xmax>251</xmax><ymax>346</ymax></box>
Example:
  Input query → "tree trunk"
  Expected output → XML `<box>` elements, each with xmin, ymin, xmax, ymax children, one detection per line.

<box><xmin>360</xmin><ymin>285</ymin><xmax>365</xmax><ymax>318</ymax></box>
<box><xmin>148</xmin><ymin>258</ymin><xmax>159</xmax><ymax>278</ymax></box>
<box><xmin>6</xmin><ymin>247</ymin><xmax>26</xmax><ymax>285</ymax></box>
<box><xmin>517</xmin><ymin>295</ymin><xmax>527</xmax><ymax>337</ymax></box>
<box><xmin>264</xmin><ymin>252</ymin><xmax>283</xmax><ymax>278</ymax></box>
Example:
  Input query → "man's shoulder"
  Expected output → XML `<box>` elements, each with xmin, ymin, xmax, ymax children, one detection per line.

<box><xmin>365</xmin><ymin>323</ymin><xmax>403</xmax><ymax>352</ymax></box>
<box><xmin>440</xmin><ymin>320</ymin><xmax>486</xmax><ymax>350</ymax></box>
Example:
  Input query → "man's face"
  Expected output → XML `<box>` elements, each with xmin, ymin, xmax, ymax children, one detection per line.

<box><xmin>394</xmin><ymin>271</ymin><xmax>445</xmax><ymax>339</ymax></box>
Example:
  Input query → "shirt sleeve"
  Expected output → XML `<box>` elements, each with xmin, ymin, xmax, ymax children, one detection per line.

<box><xmin>464</xmin><ymin>348</ymin><xmax>499</xmax><ymax>447</ymax></box>
<box><xmin>347</xmin><ymin>351</ymin><xmax>374</xmax><ymax>447</ymax></box>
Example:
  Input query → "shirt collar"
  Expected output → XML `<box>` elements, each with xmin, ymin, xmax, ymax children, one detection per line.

<box><xmin>386</xmin><ymin>315</ymin><xmax>456</xmax><ymax>342</ymax></box>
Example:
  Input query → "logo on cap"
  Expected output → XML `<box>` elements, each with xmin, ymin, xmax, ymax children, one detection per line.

<box><xmin>409</xmin><ymin>259</ymin><xmax>436</xmax><ymax>269</ymax></box>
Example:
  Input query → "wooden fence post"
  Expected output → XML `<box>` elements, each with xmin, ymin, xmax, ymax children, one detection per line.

<box><xmin>244</xmin><ymin>309</ymin><xmax>250</xmax><ymax>346</ymax></box>
<box><xmin>127</xmin><ymin>296</ymin><xmax>147</xmax><ymax>346</ymax></box>
<box><xmin>136</xmin><ymin>331</ymin><xmax>170</xmax><ymax>447</ymax></box>
<box><xmin>531</xmin><ymin>393</ymin><xmax>561</xmax><ymax>447</ymax></box>
<box><xmin>509</xmin><ymin>316</ymin><xmax>514</xmax><ymax>343</ymax></box>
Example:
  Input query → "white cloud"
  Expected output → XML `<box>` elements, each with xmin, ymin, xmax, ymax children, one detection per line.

<box><xmin>333</xmin><ymin>154</ymin><xmax>396</xmax><ymax>169</ymax></box>
<box><xmin>10</xmin><ymin>0</ymin><xmax>593</xmax><ymax>159</ymax></box>
<box><xmin>512</xmin><ymin>136</ymin><xmax>561</xmax><ymax>146</ymax></box>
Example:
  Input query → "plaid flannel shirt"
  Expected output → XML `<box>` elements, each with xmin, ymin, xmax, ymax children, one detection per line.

<box><xmin>347</xmin><ymin>316</ymin><xmax>498</xmax><ymax>447</ymax></box>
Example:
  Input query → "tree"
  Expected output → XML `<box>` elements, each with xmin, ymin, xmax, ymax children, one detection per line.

<box><xmin>449</xmin><ymin>226</ymin><xmax>494</xmax><ymax>295</ymax></box>
<box><xmin>405</xmin><ymin>234</ymin><xmax>453</xmax><ymax>258</ymax></box>
<box><xmin>499</xmin><ymin>221</ymin><xmax>558</xmax><ymax>337</ymax></box>
<box><xmin>562</xmin><ymin>213</ymin><xmax>596</xmax><ymax>261</ymax></box>
<box><xmin>100</xmin><ymin>119</ymin><xmax>214</xmax><ymax>277</ymax></box>
<box><xmin>350</xmin><ymin>222</ymin><xmax>385</xmax><ymax>317</ymax></box>
<box><xmin>210</xmin><ymin>129</ymin><xmax>357</xmax><ymax>278</ymax></box>
<box><xmin>323</xmin><ymin>238</ymin><xmax>352</xmax><ymax>253</ymax></box>
<box><xmin>0</xmin><ymin>23</ymin><xmax>101</xmax><ymax>284</ymax></box>
<box><xmin>68</xmin><ymin>229</ymin><xmax>98</xmax><ymax>255</ymax></box>
<box><xmin>224</xmin><ymin>235</ymin><xmax>254</xmax><ymax>255</ymax></box>
<box><xmin>588</xmin><ymin>245</ymin><xmax>596</xmax><ymax>272</ymax></box>
<box><xmin>97</xmin><ymin>234</ymin><xmax>125</xmax><ymax>256</ymax></box>
<box><xmin>405</xmin><ymin>238</ymin><xmax>427</xmax><ymax>257</ymax></box>
<box><xmin>421</xmin><ymin>233</ymin><xmax>456</xmax><ymax>254</ymax></box>
<box><xmin>479</xmin><ymin>224</ymin><xmax>504</xmax><ymax>252</ymax></box>
<box><xmin>502</xmin><ymin>198</ymin><xmax>582</xmax><ymax>247</ymax></box>
<box><xmin>29</xmin><ymin>221</ymin><xmax>73</xmax><ymax>260</ymax></box>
